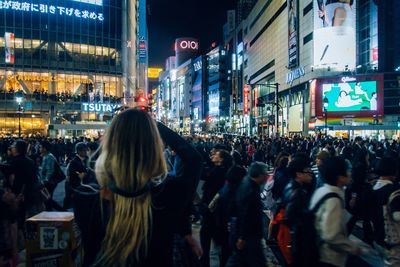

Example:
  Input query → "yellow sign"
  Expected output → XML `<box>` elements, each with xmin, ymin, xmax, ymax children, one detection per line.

<box><xmin>148</xmin><ymin>68</ymin><xmax>163</xmax><ymax>79</ymax></box>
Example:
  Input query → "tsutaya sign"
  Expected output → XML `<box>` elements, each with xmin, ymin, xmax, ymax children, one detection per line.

<box><xmin>0</xmin><ymin>1</ymin><xmax>104</xmax><ymax>22</ymax></box>
<box><xmin>82</xmin><ymin>103</ymin><xmax>121</xmax><ymax>113</ymax></box>
<box><xmin>286</xmin><ymin>66</ymin><xmax>305</xmax><ymax>85</ymax></box>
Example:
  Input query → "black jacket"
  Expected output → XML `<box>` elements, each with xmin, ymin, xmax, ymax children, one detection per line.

<box><xmin>282</xmin><ymin>180</ymin><xmax>312</xmax><ymax>265</ymax></box>
<box><xmin>67</xmin><ymin>155</ymin><xmax>88</xmax><ymax>188</ymax></box>
<box><xmin>235</xmin><ymin>177</ymin><xmax>264</xmax><ymax>240</ymax></box>
<box><xmin>202</xmin><ymin>165</ymin><xmax>228</xmax><ymax>206</ymax></box>
<box><xmin>9</xmin><ymin>155</ymin><xmax>36</xmax><ymax>200</ymax></box>
<box><xmin>75</xmin><ymin>123</ymin><xmax>202</xmax><ymax>267</ymax></box>
<box><xmin>369</xmin><ymin>181</ymin><xmax>400</xmax><ymax>247</ymax></box>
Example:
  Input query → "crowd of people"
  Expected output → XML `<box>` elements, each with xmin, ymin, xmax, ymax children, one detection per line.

<box><xmin>0</xmin><ymin>89</ymin><xmax>121</xmax><ymax>104</ymax></box>
<box><xmin>0</xmin><ymin>110</ymin><xmax>400</xmax><ymax>267</ymax></box>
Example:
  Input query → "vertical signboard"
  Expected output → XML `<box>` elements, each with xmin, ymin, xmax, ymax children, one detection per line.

<box><xmin>138</xmin><ymin>0</ymin><xmax>147</xmax><ymax>63</ymax></box>
<box><xmin>313</xmin><ymin>0</ymin><xmax>356</xmax><ymax>69</ymax></box>
<box><xmin>310</xmin><ymin>80</ymin><xmax>317</xmax><ymax>117</ymax></box>
<box><xmin>227</xmin><ymin>10</ymin><xmax>236</xmax><ymax>33</ymax></box>
<box><xmin>192</xmin><ymin>56</ymin><xmax>203</xmax><ymax>120</ymax></box>
<box><xmin>288</xmin><ymin>0</ymin><xmax>298</xmax><ymax>68</ymax></box>
<box><xmin>5</xmin><ymin>32</ymin><xmax>14</xmax><ymax>64</ymax></box>
<box><xmin>244</xmin><ymin>85</ymin><xmax>250</xmax><ymax>114</ymax></box>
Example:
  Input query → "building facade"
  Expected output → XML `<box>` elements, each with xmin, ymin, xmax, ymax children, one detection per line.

<box><xmin>0</xmin><ymin>0</ymin><xmax>140</xmax><ymax>137</ymax></box>
<box><xmin>239</xmin><ymin>0</ymin><xmax>400</xmax><ymax>139</ymax></box>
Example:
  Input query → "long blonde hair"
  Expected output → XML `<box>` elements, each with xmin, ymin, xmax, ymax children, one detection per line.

<box><xmin>94</xmin><ymin>109</ymin><xmax>167</xmax><ymax>266</ymax></box>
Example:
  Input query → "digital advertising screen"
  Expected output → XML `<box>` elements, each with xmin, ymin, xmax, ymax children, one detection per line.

<box><xmin>322</xmin><ymin>81</ymin><xmax>377</xmax><ymax>112</ymax></box>
<box><xmin>313</xmin><ymin>0</ymin><xmax>356</xmax><ymax>69</ymax></box>
<box><xmin>315</xmin><ymin>75</ymin><xmax>384</xmax><ymax>118</ymax></box>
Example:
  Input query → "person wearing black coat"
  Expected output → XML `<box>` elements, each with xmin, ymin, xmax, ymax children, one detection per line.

<box><xmin>64</xmin><ymin>142</ymin><xmax>90</xmax><ymax>209</ymax></box>
<box><xmin>73</xmin><ymin>110</ymin><xmax>202</xmax><ymax>267</ymax></box>
<box><xmin>200</xmin><ymin>149</ymin><xmax>233</xmax><ymax>267</ymax></box>
<box><xmin>9</xmin><ymin>141</ymin><xmax>37</xmax><ymax>222</ymax></box>
<box><xmin>225</xmin><ymin>162</ymin><xmax>269</xmax><ymax>267</ymax></box>
<box><xmin>281</xmin><ymin>156</ymin><xmax>314</xmax><ymax>267</ymax></box>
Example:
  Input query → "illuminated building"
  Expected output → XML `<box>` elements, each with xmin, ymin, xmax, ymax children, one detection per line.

<box><xmin>0</xmin><ymin>0</ymin><xmax>141</xmax><ymax>137</ymax></box>
<box><xmin>237</xmin><ymin>0</ymin><xmax>399</xmax><ymax>138</ymax></box>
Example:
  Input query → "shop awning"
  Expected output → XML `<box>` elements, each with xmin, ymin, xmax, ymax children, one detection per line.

<box><xmin>331</xmin><ymin>125</ymin><xmax>399</xmax><ymax>131</ymax></box>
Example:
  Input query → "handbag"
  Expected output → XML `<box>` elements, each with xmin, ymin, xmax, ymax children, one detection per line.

<box><xmin>38</xmin><ymin>182</ymin><xmax>51</xmax><ymax>201</ymax></box>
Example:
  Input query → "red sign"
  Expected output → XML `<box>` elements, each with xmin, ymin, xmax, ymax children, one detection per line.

<box><xmin>309</xmin><ymin>79</ymin><xmax>316</xmax><ymax>117</ymax></box>
<box><xmin>244</xmin><ymin>85</ymin><xmax>250</xmax><ymax>114</ymax></box>
<box><xmin>372</xmin><ymin>47</ymin><xmax>378</xmax><ymax>61</ymax></box>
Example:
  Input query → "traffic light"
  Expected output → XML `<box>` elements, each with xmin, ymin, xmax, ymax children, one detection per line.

<box><xmin>136</xmin><ymin>96</ymin><xmax>147</xmax><ymax>104</ymax></box>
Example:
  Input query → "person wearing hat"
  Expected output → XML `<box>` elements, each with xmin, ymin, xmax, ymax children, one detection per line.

<box><xmin>65</xmin><ymin>142</ymin><xmax>89</xmax><ymax>209</ymax></box>
<box><xmin>225</xmin><ymin>162</ymin><xmax>268</xmax><ymax>267</ymax></box>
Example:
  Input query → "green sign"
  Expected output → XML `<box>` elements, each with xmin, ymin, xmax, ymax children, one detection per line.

<box><xmin>322</xmin><ymin>81</ymin><xmax>377</xmax><ymax>112</ymax></box>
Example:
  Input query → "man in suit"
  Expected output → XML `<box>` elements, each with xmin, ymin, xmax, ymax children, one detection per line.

<box><xmin>64</xmin><ymin>142</ymin><xmax>88</xmax><ymax>209</ymax></box>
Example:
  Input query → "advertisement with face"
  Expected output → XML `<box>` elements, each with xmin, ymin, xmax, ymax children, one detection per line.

<box><xmin>314</xmin><ymin>0</ymin><xmax>356</xmax><ymax>69</ymax></box>
<box><xmin>288</xmin><ymin>0</ymin><xmax>298</xmax><ymax>68</ymax></box>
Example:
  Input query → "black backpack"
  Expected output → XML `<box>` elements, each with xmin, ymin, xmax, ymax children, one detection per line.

<box><xmin>298</xmin><ymin>192</ymin><xmax>342</xmax><ymax>267</ymax></box>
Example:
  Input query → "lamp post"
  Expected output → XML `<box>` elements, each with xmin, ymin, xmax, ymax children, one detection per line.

<box><xmin>16</xmin><ymin>96</ymin><xmax>23</xmax><ymax>138</ymax></box>
<box><xmin>323</xmin><ymin>97</ymin><xmax>329</xmax><ymax>136</ymax></box>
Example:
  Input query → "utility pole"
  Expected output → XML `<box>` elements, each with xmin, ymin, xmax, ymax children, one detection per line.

<box><xmin>275</xmin><ymin>83</ymin><xmax>279</xmax><ymax>137</ymax></box>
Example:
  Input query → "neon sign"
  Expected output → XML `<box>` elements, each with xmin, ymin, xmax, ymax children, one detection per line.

<box><xmin>341</xmin><ymin>76</ymin><xmax>357</xmax><ymax>83</ymax></box>
<box><xmin>244</xmin><ymin>85</ymin><xmax>250</xmax><ymax>114</ymax></box>
<box><xmin>82</xmin><ymin>103</ymin><xmax>121</xmax><ymax>113</ymax></box>
<box><xmin>179</xmin><ymin>41</ymin><xmax>198</xmax><ymax>50</ymax></box>
<box><xmin>0</xmin><ymin>1</ymin><xmax>104</xmax><ymax>22</ymax></box>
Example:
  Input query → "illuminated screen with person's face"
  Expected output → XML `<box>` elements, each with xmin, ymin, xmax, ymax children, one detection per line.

<box><xmin>322</xmin><ymin>80</ymin><xmax>377</xmax><ymax>112</ymax></box>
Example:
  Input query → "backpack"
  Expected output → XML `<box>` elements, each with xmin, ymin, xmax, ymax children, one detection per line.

<box><xmin>50</xmin><ymin>161</ymin><xmax>66</xmax><ymax>184</ymax></box>
<box><xmin>383</xmin><ymin>189</ymin><xmax>400</xmax><ymax>245</ymax></box>
<box><xmin>276</xmin><ymin>192</ymin><xmax>341</xmax><ymax>266</ymax></box>
<box><xmin>261</xmin><ymin>177</ymin><xmax>275</xmax><ymax>211</ymax></box>
<box><xmin>301</xmin><ymin>192</ymin><xmax>342</xmax><ymax>266</ymax></box>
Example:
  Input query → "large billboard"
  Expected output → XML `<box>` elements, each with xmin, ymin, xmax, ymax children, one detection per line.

<box><xmin>288</xmin><ymin>0</ymin><xmax>298</xmax><ymax>68</ymax></box>
<box><xmin>192</xmin><ymin>57</ymin><xmax>203</xmax><ymax>120</ymax></box>
<box><xmin>313</xmin><ymin>0</ymin><xmax>356</xmax><ymax>69</ymax></box>
<box><xmin>0</xmin><ymin>1</ymin><xmax>104</xmax><ymax>22</ymax></box>
<box><xmin>315</xmin><ymin>75</ymin><xmax>384</xmax><ymax>118</ymax></box>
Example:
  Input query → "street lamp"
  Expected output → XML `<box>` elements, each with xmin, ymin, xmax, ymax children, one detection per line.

<box><xmin>16</xmin><ymin>96</ymin><xmax>23</xmax><ymax>138</ymax></box>
<box><xmin>323</xmin><ymin>97</ymin><xmax>329</xmax><ymax>136</ymax></box>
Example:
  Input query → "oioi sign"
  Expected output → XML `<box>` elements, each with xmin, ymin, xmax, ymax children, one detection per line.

<box><xmin>0</xmin><ymin>1</ymin><xmax>104</xmax><ymax>22</ymax></box>
<box><xmin>82</xmin><ymin>103</ymin><xmax>121</xmax><ymax>113</ymax></box>
<box><xmin>179</xmin><ymin>40</ymin><xmax>199</xmax><ymax>50</ymax></box>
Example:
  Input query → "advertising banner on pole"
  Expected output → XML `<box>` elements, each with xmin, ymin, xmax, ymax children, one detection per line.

<box><xmin>313</xmin><ymin>0</ymin><xmax>356</xmax><ymax>69</ymax></box>
<box><xmin>5</xmin><ymin>32</ymin><xmax>14</xmax><ymax>64</ymax></box>
<box><xmin>288</xmin><ymin>0</ymin><xmax>298</xmax><ymax>68</ymax></box>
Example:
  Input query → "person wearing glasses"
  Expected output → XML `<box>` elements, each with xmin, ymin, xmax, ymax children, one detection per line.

<box><xmin>279</xmin><ymin>156</ymin><xmax>314</xmax><ymax>266</ymax></box>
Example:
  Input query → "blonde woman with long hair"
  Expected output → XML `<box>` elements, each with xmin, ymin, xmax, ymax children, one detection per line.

<box><xmin>82</xmin><ymin>109</ymin><xmax>202</xmax><ymax>266</ymax></box>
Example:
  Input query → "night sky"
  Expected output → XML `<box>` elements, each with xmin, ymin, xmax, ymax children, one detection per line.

<box><xmin>148</xmin><ymin>0</ymin><xmax>236</xmax><ymax>67</ymax></box>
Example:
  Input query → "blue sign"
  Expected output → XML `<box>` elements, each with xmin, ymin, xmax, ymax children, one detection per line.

<box><xmin>0</xmin><ymin>1</ymin><xmax>104</xmax><ymax>22</ymax></box>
